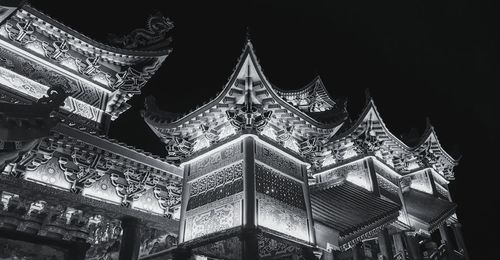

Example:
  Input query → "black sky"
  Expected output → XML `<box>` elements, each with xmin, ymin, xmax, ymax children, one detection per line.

<box><xmin>30</xmin><ymin>0</ymin><xmax>499</xmax><ymax>258</ymax></box>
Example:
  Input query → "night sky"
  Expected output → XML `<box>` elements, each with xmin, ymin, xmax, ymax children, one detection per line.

<box><xmin>30</xmin><ymin>0</ymin><xmax>499</xmax><ymax>258</ymax></box>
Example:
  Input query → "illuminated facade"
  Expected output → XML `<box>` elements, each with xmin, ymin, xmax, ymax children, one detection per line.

<box><xmin>0</xmin><ymin>1</ymin><xmax>468</xmax><ymax>260</ymax></box>
<box><xmin>142</xmin><ymin>42</ymin><xmax>469</xmax><ymax>260</ymax></box>
<box><xmin>0</xmin><ymin>1</ymin><xmax>181</xmax><ymax>260</ymax></box>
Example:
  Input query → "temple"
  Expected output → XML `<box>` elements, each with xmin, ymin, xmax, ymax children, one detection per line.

<box><xmin>0</xmin><ymin>1</ymin><xmax>468</xmax><ymax>260</ymax></box>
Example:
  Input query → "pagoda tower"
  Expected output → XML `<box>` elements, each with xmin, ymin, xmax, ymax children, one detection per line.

<box><xmin>144</xmin><ymin>40</ymin><xmax>343</xmax><ymax>259</ymax></box>
<box><xmin>144</xmin><ymin>40</ymin><xmax>468</xmax><ymax>260</ymax></box>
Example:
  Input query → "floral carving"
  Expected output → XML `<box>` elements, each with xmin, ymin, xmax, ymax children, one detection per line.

<box><xmin>5</xmin><ymin>19</ymin><xmax>35</xmax><ymax>44</ymax></box>
<box><xmin>110</xmin><ymin>168</ymin><xmax>159</xmax><ymax>207</ymax></box>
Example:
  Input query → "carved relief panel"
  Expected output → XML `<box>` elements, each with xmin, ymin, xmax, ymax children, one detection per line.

<box><xmin>339</xmin><ymin>160</ymin><xmax>372</xmax><ymax>191</ymax></box>
<box><xmin>184</xmin><ymin>200</ymin><xmax>242</xmax><ymax>241</ymax></box>
<box><xmin>188</xmin><ymin>141</ymin><xmax>243</xmax><ymax>181</ymax></box>
<box><xmin>255</xmin><ymin>142</ymin><xmax>302</xmax><ymax>180</ymax></box>
<box><xmin>183</xmin><ymin>140</ymin><xmax>245</xmax><ymax>242</ymax></box>
<box><xmin>409</xmin><ymin>170</ymin><xmax>433</xmax><ymax>194</ymax></box>
<box><xmin>254</xmin><ymin>144</ymin><xmax>310</xmax><ymax>243</ymax></box>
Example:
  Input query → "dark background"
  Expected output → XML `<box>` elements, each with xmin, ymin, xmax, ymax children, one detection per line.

<box><xmin>30</xmin><ymin>0</ymin><xmax>499</xmax><ymax>258</ymax></box>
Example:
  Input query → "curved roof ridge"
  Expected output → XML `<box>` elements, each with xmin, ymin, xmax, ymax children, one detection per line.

<box><xmin>331</xmin><ymin>98</ymin><xmax>410</xmax><ymax>150</ymax></box>
<box><xmin>22</xmin><ymin>3</ymin><xmax>172</xmax><ymax>57</ymax></box>
<box><xmin>274</xmin><ymin>75</ymin><xmax>321</xmax><ymax>94</ymax></box>
<box><xmin>274</xmin><ymin>76</ymin><xmax>338</xmax><ymax>108</ymax></box>
<box><xmin>143</xmin><ymin>40</ymin><xmax>256</xmax><ymax>128</ymax></box>
<box><xmin>143</xmin><ymin>40</ymin><xmax>346</xmax><ymax>130</ymax></box>
<box><xmin>411</xmin><ymin>118</ymin><xmax>458</xmax><ymax>163</ymax></box>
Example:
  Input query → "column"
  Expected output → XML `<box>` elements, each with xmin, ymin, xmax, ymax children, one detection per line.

<box><xmin>69</xmin><ymin>243</ymin><xmax>91</xmax><ymax>260</ymax></box>
<box><xmin>322</xmin><ymin>250</ymin><xmax>338</xmax><ymax>260</ymax></box>
<box><xmin>392</xmin><ymin>233</ymin><xmax>407</xmax><ymax>260</ymax></box>
<box><xmin>352</xmin><ymin>243</ymin><xmax>365</xmax><ymax>260</ymax></box>
<box><xmin>404</xmin><ymin>233</ymin><xmax>422</xmax><ymax>260</ymax></box>
<box><xmin>172</xmin><ymin>247</ymin><xmax>193</xmax><ymax>260</ymax></box>
<box><xmin>301</xmin><ymin>246</ymin><xmax>318</xmax><ymax>260</ymax></box>
<box><xmin>118</xmin><ymin>217</ymin><xmax>141</xmax><ymax>260</ymax></box>
<box><xmin>378</xmin><ymin>228</ymin><xmax>394</xmax><ymax>260</ymax></box>
<box><xmin>451</xmin><ymin>222</ymin><xmax>469</xmax><ymax>260</ymax></box>
<box><xmin>241</xmin><ymin>137</ymin><xmax>258</xmax><ymax>260</ymax></box>
<box><xmin>438</xmin><ymin>224</ymin><xmax>454</xmax><ymax>258</ymax></box>
<box><xmin>241</xmin><ymin>228</ymin><xmax>259</xmax><ymax>260</ymax></box>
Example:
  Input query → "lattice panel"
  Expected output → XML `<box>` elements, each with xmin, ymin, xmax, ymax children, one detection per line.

<box><xmin>255</xmin><ymin>163</ymin><xmax>305</xmax><ymax>210</ymax></box>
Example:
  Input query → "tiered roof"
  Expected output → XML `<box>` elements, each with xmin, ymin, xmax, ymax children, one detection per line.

<box><xmin>143</xmin><ymin>40</ymin><xmax>458</xmax><ymax>182</ymax></box>
<box><xmin>320</xmin><ymin>98</ymin><xmax>458</xmax><ymax>180</ymax></box>
<box><xmin>143</xmin><ymin>41</ymin><xmax>348</xmax><ymax>163</ymax></box>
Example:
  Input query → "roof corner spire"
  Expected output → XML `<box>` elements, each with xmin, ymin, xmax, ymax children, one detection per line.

<box><xmin>424</xmin><ymin>117</ymin><xmax>435</xmax><ymax>133</ymax></box>
<box><xmin>364</xmin><ymin>88</ymin><xmax>373</xmax><ymax>105</ymax></box>
<box><xmin>246</xmin><ymin>26</ymin><xmax>252</xmax><ymax>43</ymax></box>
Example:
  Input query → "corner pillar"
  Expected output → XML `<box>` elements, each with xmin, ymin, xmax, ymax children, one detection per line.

<box><xmin>451</xmin><ymin>222</ymin><xmax>469</xmax><ymax>260</ymax></box>
<box><xmin>404</xmin><ymin>233</ymin><xmax>422</xmax><ymax>260</ymax></box>
<box><xmin>378</xmin><ymin>228</ymin><xmax>394</xmax><ymax>260</ymax></box>
<box><xmin>438</xmin><ymin>224</ymin><xmax>454</xmax><ymax>258</ymax></box>
<box><xmin>392</xmin><ymin>233</ymin><xmax>407</xmax><ymax>260</ymax></box>
<box><xmin>68</xmin><ymin>243</ymin><xmax>91</xmax><ymax>260</ymax></box>
<box><xmin>172</xmin><ymin>247</ymin><xmax>193</xmax><ymax>260</ymax></box>
<box><xmin>118</xmin><ymin>217</ymin><xmax>141</xmax><ymax>260</ymax></box>
<box><xmin>241</xmin><ymin>228</ymin><xmax>259</xmax><ymax>260</ymax></box>
<box><xmin>322</xmin><ymin>250</ymin><xmax>339</xmax><ymax>260</ymax></box>
<box><xmin>301</xmin><ymin>246</ymin><xmax>318</xmax><ymax>260</ymax></box>
<box><xmin>352</xmin><ymin>243</ymin><xmax>365</xmax><ymax>260</ymax></box>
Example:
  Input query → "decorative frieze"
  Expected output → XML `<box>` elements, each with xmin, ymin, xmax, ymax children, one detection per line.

<box><xmin>257</xmin><ymin>194</ymin><xmax>309</xmax><ymax>242</ymax></box>
<box><xmin>184</xmin><ymin>200</ymin><xmax>242</xmax><ymax>241</ymax></box>
<box><xmin>377</xmin><ymin>176</ymin><xmax>399</xmax><ymax>194</ymax></box>
<box><xmin>258</xmin><ymin>234</ymin><xmax>301</xmax><ymax>258</ymax></box>
<box><xmin>188</xmin><ymin>162</ymin><xmax>243</xmax><ymax>210</ymax></box>
<box><xmin>188</xmin><ymin>141</ymin><xmax>242</xmax><ymax>180</ymax></box>
<box><xmin>320</xmin><ymin>160</ymin><xmax>372</xmax><ymax>191</ymax></box>
<box><xmin>255</xmin><ymin>143</ymin><xmax>302</xmax><ymax>179</ymax></box>
<box><xmin>110</xmin><ymin>168</ymin><xmax>159</xmax><ymax>207</ymax></box>
<box><xmin>58</xmin><ymin>151</ymin><xmax>111</xmax><ymax>193</ymax></box>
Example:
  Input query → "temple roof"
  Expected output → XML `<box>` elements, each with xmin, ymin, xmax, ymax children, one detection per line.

<box><xmin>274</xmin><ymin>76</ymin><xmax>338</xmax><ymax>113</ymax></box>
<box><xmin>0</xmin><ymin>1</ymin><xmax>173</xmax><ymax>129</ymax></box>
<box><xmin>144</xmin><ymin>41</ymin><xmax>346</xmax><ymax>129</ymax></box>
<box><xmin>310</xmin><ymin>181</ymin><xmax>400</xmax><ymax>249</ymax></box>
<box><xmin>143</xmin><ymin>40</ymin><xmax>347</xmax><ymax>162</ymax></box>
<box><xmin>319</xmin><ymin>98</ymin><xmax>458</xmax><ymax>179</ymax></box>
<box><xmin>330</xmin><ymin>98</ymin><xmax>410</xmax><ymax>150</ymax></box>
<box><xmin>410</xmin><ymin>121</ymin><xmax>458</xmax><ymax>179</ymax></box>
<box><xmin>403</xmin><ymin>189</ymin><xmax>457</xmax><ymax>231</ymax></box>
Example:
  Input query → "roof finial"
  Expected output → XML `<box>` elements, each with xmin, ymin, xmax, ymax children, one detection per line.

<box><xmin>364</xmin><ymin>88</ymin><xmax>372</xmax><ymax>105</ymax></box>
<box><xmin>425</xmin><ymin>117</ymin><xmax>433</xmax><ymax>130</ymax></box>
<box><xmin>246</xmin><ymin>26</ymin><xmax>252</xmax><ymax>43</ymax></box>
